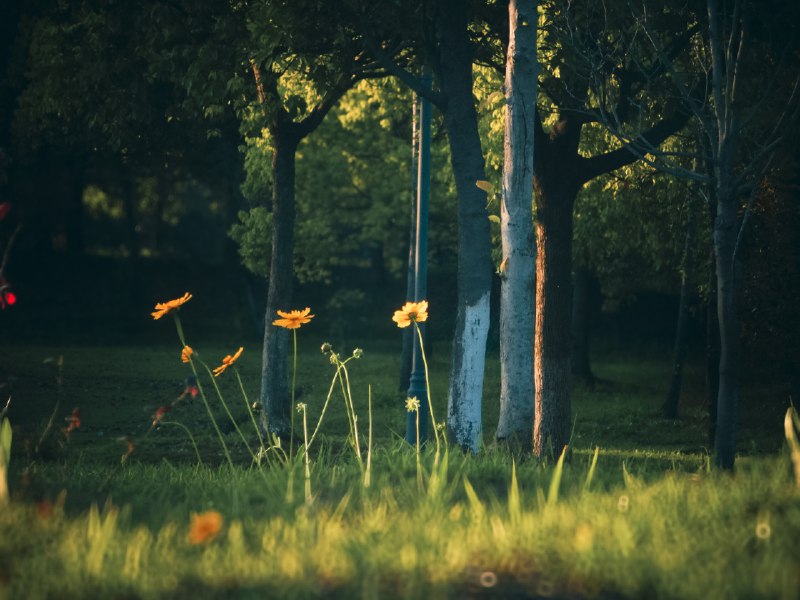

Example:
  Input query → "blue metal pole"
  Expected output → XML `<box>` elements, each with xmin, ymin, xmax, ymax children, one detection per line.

<box><xmin>405</xmin><ymin>71</ymin><xmax>432</xmax><ymax>444</ymax></box>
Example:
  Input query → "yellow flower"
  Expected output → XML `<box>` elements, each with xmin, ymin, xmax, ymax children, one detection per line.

<box><xmin>392</xmin><ymin>301</ymin><xmax>429</xmax><ymax>328</ymax></box>
<box><xmin>187</xmin><ymin>510</ymin><xmax>223</xmax><ymax>545</ymax></box>
<box><xmin>181</xmin><ymin>346</ymin><xmax>193</xmax><ymax>363</ymax></box>
<box><xmin>151</xmin><ymin>293</ymin><xmax>192</xmax><ymax>320</ymax></box>
<box><xmin>212</xmin><ymin>347</ymin><xmax>244</xmax><ymax>377</ymax></box>
<box><xmin>273</xmin><ymin>308</ymin><xmax>314</xmax><ymax>330</ymax></box>
<box><xmin>406</xmin><ymin>397</ymin><xmax>420</xmax><ymax>412</ymax></box>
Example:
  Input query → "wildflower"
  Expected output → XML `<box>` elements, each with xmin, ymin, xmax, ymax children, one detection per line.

<box><xmin>320</xmin><ymin>342</ymin><xmax>332</xmax><ymax>354</ymax></box>
<box><xmin>212</xmin><ymin>347</ymin><xmax>244</xmax><ymax>377</ymax></box>
<box><xmin>406</xmin><ymin>397</ymin><xmax>420</xmax><ymax>412</ymax></box>
<box><xmin>120</xmin><ymin>437</ymin><xmax>135</xmax><ymax>463</ymax></box>
<box><xmin>352</xmin><ymin>348</ymin><xmax>363</xmax><ymax>359</ymax></box>
<box><xmin>151</xmin><ymin>293</ymin><xmax>192</xmax><ymax>320</ymax></box>
<box><xmin>273</xmin><ymin>307</ymin><xmax>314</xmax><ymax>330</ymax></box>
<box><xmin>152</xmin><ymin>405</ymin><xmax>171</xmax><ymax>427</ymax></box>
<box><xmin>62</xmin><ymin>408</ymin><xmax>81</xmax><ymax>438</ymax></box>
<box><xmin>181</xmin><ymin>346</ymin><xmax>193</xmax><ymax>363</ymax></box>
<box><xmin>0</xmin><ymin>275</ymin><xmax>16</xmax><ymax>310</ymax></box>
<box><xmin>36</xmin><ymin>501</ymin><xmax>54</xmax><ymax>520</ymax></box>
<box><xmin>296</xmin><ymin>403</ymin><xmax>306</xmax><ymax>413</ymax></box>
<box><xmin>187</xmin><ymin>510</ymin><xmax>224</xmax><ymax>545</ymax></box>
<box><xmin>392</xmin><ymin>301</ymin><xmax>428</xmax><ymax>328</ymax></box>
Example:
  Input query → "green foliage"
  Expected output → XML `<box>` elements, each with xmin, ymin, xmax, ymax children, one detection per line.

<box><xmin>229</xmin><ymin>207</ymin><xmax>272</xmax><ymax>277</ymax></box>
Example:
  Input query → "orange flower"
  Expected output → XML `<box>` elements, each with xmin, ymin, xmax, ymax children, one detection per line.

<box><xmin>181</xmin><ymin>346</ymin><xmax>193</xmax><ymax>363</ymax></box>
<box><xmin>188</xmin><ymin>510</ymin><xmax>224</xmax><ymax>544</ymax></box>
<box><xmin>151</xmin><ymin>293</ymin><xmax>192</xmax><ymax>320</ymax></box>
<box><xmin>273</xmin><ymin>308</ymin><xmax>314</xmax><ymax>330</ymax></box>
<box><xmin>152</xmin><ymin>405</ymin><xmax>171</xmax><ymax>427</ymax></box>
<box><xmin>392</xmin><ymin>301</ymin><xmax>429</xmax><ymax>328</ymax></box>
<box><xmin>212</xmin><ymin>347</ymin><xmax>244</xmax><ymax>377</ymax></box>
<box><xmin>62</xmin><ymin>408</ymin><xmax>81</xmax><ymax>438</ymax></box>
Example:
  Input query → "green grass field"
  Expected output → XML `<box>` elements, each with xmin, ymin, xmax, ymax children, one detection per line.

<box><xmin>1</xmin><ymin>322</ymin><xmax>798</xmax><ymax>599</ymax></box>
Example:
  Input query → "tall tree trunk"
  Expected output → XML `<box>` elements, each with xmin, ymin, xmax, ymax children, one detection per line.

<box><xmin>713</xmin><ymin>187</ymin><xmax>739</xmax><ymax>469</ymax></box>
<box><xmin>571</xmin><ymin>266</ymin><xmax>594</xmax><ymax>384</ymax></box>
<box><xmin>399</xmin><ymin>96</ymin><xmax>418</xmax><ymax>392</ymax></box>
<box><xmin>496</xmin><ymin>0</ymin><xmax>537</xmax><ymax>450</ymax></box>
<box><xmin>533</xmin><ymin>177</ymin><xmax>576</xmax><ymax>458</ymax></box>
<box><xmin>260</xmin><ymin>131</ymin><xmax>299</xmax><ymax>440</ymax></box>
<box><xmin>706</xmin><ymin>245</ymin><xmax>720</xmax><ymax>447</ymax></box>
<box><xmin>439</xmin><ymin>0</ymin><xmax>493</xmax><ymax>452</ymax></box>
<box><xmin>663</xmin><ymin>198</ymin><xmax>697</xmax><ymax>418</ymax></box>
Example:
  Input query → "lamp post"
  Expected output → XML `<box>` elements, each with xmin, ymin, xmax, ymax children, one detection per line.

<box><xmin>405</xmin><ymin>71</ymin><xmax>432</xmax><ymax>445</ymax></box>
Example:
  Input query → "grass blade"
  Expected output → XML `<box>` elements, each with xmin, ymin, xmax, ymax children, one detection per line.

<box><xmin>547</xmin><ymin>445</ymin><xmax>567</xmax><ymax>506</ymax></box>
<box><xmin>584</xmin><ymin>446</ymin><xmax>600</xmax><ymax>492</ymax></box>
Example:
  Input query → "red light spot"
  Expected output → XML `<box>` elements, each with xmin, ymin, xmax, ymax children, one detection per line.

<box><xmin>5</xmin><ymin>291</ymin><xmax>15</xmax><ymax>306</ymax></box>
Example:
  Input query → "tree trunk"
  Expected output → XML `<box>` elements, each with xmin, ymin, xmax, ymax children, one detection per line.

<box><xmin>439</xmin><ymin>0</ymin><xmax>493</xmax><ymax>453</ymax></box>
<box><xmin>571</xmin><ymin>266</ymin><xmax>594</xmax><ymax>384</ymax></box>
<box><xmin>496</xmin><ymin>0</ymin><xmax>537</xmax><ymax>450</ymax></box>
<box><xmin>713</xmin><ymin>189</ymin><xmax>739</xmax><ymax>470</ymax></box>
<box><xmin>399</xmin><ymin>96</ymin><xmax>418</xmax><ymax>392</ymax></box>
<box><xmin>533</xmin><ymin>174</ymin><xmax>578</xmax><ymax>459</ymax></box>
<box><xmin>663</xmin><ymin>199</ymin><xmax>697</xmax><ymax>418</ymax></box>
<box><xmin>260</xmin><ymin>130</ymin><xmax>299</xmax><ymax>441</ymax></box>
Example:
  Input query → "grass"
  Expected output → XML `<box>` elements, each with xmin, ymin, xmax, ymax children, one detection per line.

<box><xmin>0</xmin><ymin>331</ymin><xmax>798</xmax><ymax>599</ymax></box>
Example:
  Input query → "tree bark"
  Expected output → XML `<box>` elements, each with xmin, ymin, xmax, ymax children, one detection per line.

<box><xmin>663</xmin><ymin>198</ymin><xmax>697</xmax><ymax>418</ymax></box>
<box><xmin>399</xmin><ymin>96</ymin><xmax>418</xmax><ymax>392</ymax></box>
<box><xmin>496</xmin><ymin>0</ymin><xmax>537</xmax><ymax>450</ymax></box>
<box><xmin>260</xmin><ymin>129</ymin><xmax>300</xmax><ymax>440</ymax></box>
<box><xmin>533</xmin><ymin>176</ymin><xmax>577</xmax><ymax>458</ymax></box>
<box><xmin>439</xmin><ymin>0</ymin><xmax>493</xmax><ymax>453</ymax></box>
<box><xmin>713</xmin><ymin>186</ymin><xmax>739</xmax><ymax>469</ymax></box>
<box><xmin>571</xmin><ymin>266</ymin><xmax>594</xmax><ymax>384</ymax></box>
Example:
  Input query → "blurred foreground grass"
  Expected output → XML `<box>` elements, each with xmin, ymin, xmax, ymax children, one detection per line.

<box><xmin>0</xmin><ymin>339</ymin><xmax>797</xmax><ymax>599</ymax></box>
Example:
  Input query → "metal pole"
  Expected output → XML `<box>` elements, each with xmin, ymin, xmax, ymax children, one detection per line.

<box><xmin>405</xmin><ymin>71</ymin><xmax>432</xmax><ymax>444</ymax></box>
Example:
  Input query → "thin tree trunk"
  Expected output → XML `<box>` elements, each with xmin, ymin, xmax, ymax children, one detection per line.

<box><xmin>663</xmin><ymin>198</ymin><xmax>697</xmax><ymax>418</ymax></box>
<box><xmin>533</xmin><ymin>180</ymin><xmax>575</xmax><ymax>458</ymax></box>
<box><xmin>571</xmin><ymin>266</ymin><xmax>594</xmax><ymax>384</ymax></box>
<box><xmin>439</xmin><ymin>0</ymin><xmax>493</xmax><ymax>453</ymax></box>
<box><xmin>496</xmin><ymin>0</ymin><xmax>537</xmax><ymax>450</ymax></box>
<box><xmin>399</xmin><ymin>96</ymin><xmax>418</xmax><ymax>392</ymax></box>
<box><xmin>713</xmin><ymin>189</ymin><xmax>739</xmax><ymax>469</ymax></box>
<box><xmin>260</xmin><ymin>131</ymin><xmax>299</xmax><ymax>441</ymax></box>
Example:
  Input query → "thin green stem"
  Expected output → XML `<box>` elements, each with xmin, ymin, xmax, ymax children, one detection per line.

<box><xmin>199</xmin><ymin>361</ymin><xmax>257</xmax><ymax>462</ymax></box>
<box><xmin>306</xmin><ymin>360</ymin><xmax>346</xmax><ymax>452</ymax></box>
<box><xmin>290</xmin><ymin>330</ymin><xmax>297</xmax><ymax>462</ymax></box>
<box><xmin>340</xmin><ymin>361</ymin><xmax>362</xmax><ymax>462</ymax></box>
<box><xmin>414</xmin><ymin>323</ymin><xmax>442</xmax><ymax>458</ymax></box>
<box><xmin>301</xmin><ymin>406</ymin><xmax>311</xmax><ymax>504</ymax></box>
<box><xmin>364</xmin><ymin>385</ymin><xmax>372</xmax><ymax>489</ymax></box>
<box><xmin>159</xmin><ymin>420</ymin><xmax>203</xmax><ymax>466</ymax></box>
<box><xmin>235</xmin><ymin>368</ymin><xmax>265</xmax><ymax>450</ymax></box>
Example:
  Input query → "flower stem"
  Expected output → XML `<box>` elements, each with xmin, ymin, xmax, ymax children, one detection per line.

<box><xmin>159</xmin><ymin>420</ymin><xmax>203</xmax><ymax>466</ymax></box>
<box><xmin>200</xmin><ymin>361</ymin><xmax>257</xmax><ymax>463</ymax></box>
<box><xmin>290</xmin><ymin>329</ymin><xmax>297</xmax><ymax>463</ymax></box>
<box><xmin>234</xmin><ymin>368</ymin><xmax>265</xmax><ymax>451</ymax></box>
<box><xmin>414</xmin><ymin>322</ymin><xmax>441</xmax><ymax>459</ymax></box>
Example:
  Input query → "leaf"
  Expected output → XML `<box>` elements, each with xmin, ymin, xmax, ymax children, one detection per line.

<box><xmin>0</xmin><ymin>418</ymin><xmax>10</xmax><ymax>466</ymax></box>
<box><xmin>463</xmin><ymin>476</ymin><xmax>485</xmax><ymax>519</ymax></box>
<box><xmin>475</xmin><ymin>180</ymin><xmax>493</xmax><ymax>194</ymax></box>
<box><xmin>508</xmin><ymin>460</ymin><xmax>521</xmax><ymax>521</ymax></box>
<box><xmin>784</xmin><ymin>407</ymin><xmax>800</xmax><ymax>491</ymax></box>
<box><xmin>547</xmin><ymin>445</ymin><xmax>568</xmax><ymax>506</ymax></box>
<box><xmin>583</xmin><ymin>446</ymin><xmax>600</xmax><ymax>492</ymax></box>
